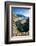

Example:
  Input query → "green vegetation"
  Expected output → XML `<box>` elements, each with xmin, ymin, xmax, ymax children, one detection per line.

<box><xmin>16</xmin><ymin>18</ymin><xmax>29</xmax><ymax>32</ymax></box>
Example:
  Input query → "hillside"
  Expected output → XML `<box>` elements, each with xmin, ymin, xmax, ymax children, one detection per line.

<box><xmin>11</xmin><ymin>13</ymin><xmax>29</xmax><ymax>36</ymax></box>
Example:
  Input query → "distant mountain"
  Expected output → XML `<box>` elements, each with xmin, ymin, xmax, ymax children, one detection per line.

<box><xmin>16</xmin><ymin>14</ymin><xmax>25</xmax><ymax>17</ymax></box>
<box><xmin>16</xmin><ymin>14</ymin><xmax>29</xmax><ymax>20</ymax></box>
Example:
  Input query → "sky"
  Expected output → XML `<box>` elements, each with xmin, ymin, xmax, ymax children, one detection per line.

<box><xmin>11</xmin><ymin>7</ymin><xmax>30</xmax><ymax>17</ymax></box>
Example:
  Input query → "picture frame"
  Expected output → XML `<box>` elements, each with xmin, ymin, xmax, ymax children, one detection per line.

<box><xmin>5</xmin><ymin>1</ymin><xmax>35</xmax><ymax>44</ymax></box>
